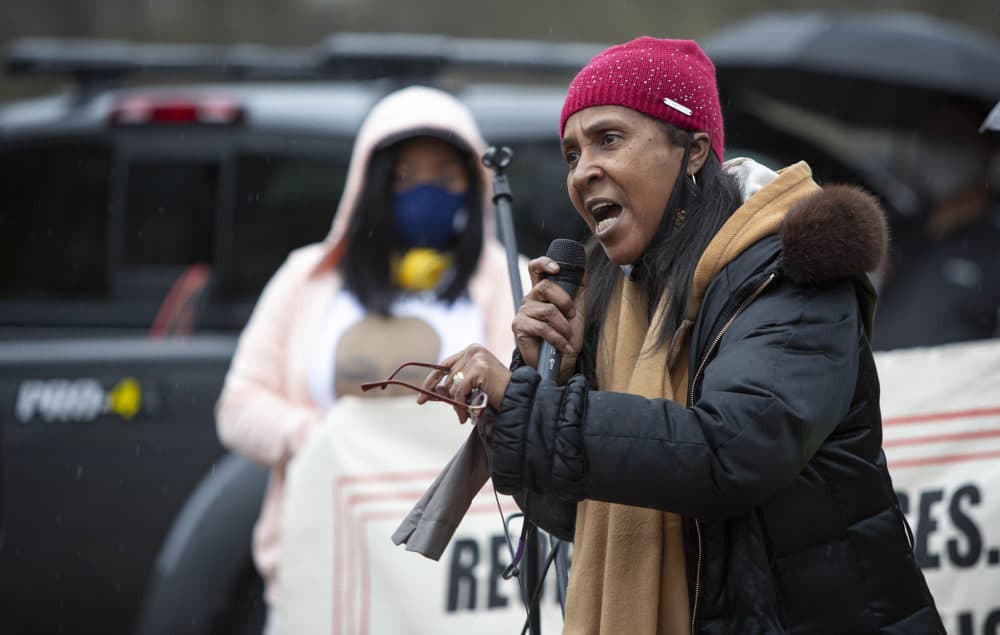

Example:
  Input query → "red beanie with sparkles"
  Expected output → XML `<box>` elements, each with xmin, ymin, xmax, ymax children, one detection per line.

<box><xmin>560</xmin><ymin>37</ymin><xmax>725</xmax><ymax>162</ymax></box>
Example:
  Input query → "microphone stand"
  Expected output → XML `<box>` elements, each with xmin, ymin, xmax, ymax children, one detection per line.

<box><xmin>482</xmin><ymin>146</ymin><xmax>523</xmax><ymax>308</ymax></box>
<box><xmin>482</xmin><ymin>146</ymin><xmax>540</xmax><ymax>635</ymax></box>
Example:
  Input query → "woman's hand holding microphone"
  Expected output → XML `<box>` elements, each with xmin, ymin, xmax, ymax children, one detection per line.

<box><xmin>418</xmin><ymin>254</ymin><xmax>587</xmax><ymax>423</ymax></box>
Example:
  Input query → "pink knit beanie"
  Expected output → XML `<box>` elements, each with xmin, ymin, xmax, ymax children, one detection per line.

<box><xmin>560</xmin><ymin>37</ymin><xmax>724</xmax><ymax>162</ymax></box>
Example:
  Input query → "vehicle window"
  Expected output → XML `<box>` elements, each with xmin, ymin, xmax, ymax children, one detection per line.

<box><xmin>502</xmin><ymin>141</ymin><xmax>588</xmax><ymax>258</ymax></box>
<box><xmin>0</xmin><ymin>141</ymin><xmax>111</xmax><ymax>299</ymax></box>
<box><xmin>123</xmin><ymin>160</ymin><xmax>218</xmax><ymax>266</ymax></box>
<box><xmin>223</xmin><ymin>152</ymin><xmax>348</xmax><ymax>298</ymax></box>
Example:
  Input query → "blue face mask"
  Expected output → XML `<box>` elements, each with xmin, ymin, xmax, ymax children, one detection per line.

<box><xmin>393</xmin><ymin>184</ymin><xmax>468</xmax><ymax>249</ymax></box>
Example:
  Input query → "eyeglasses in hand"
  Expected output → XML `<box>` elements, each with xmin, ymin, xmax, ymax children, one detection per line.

<box><xmin>360</xmin><ymin>361</ymin><xmax>488</xmax><ymax>417</ymax></box>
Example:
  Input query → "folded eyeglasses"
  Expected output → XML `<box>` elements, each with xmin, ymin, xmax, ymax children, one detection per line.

<box><xmin>360</xmin><ymin>361</ymin><xmax>489</xmax><ymax>417</ymax></box>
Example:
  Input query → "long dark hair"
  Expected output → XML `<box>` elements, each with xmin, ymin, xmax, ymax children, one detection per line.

<box><xmin>579</xmin><ymin>123</ymin><xmax>742</xmax><ymax>383</ymax></box>
<box><xmin>339</xmin><ymin>134</ymin><xmax>485</xmax><ymax>315</ymax></box>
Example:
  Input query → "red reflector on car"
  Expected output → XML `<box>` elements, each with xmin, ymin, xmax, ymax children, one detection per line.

<box><xmin>110</xmin><ymin>95</ymin><xmax>244</xmax><ymax>126</ymax></box>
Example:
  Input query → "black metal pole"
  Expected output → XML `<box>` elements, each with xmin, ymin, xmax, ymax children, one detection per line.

<box><xmin>483</xmin><ymin>146</ymin><xmax>542</xmax><ymax>635</ymax></box>
<box><xmin>482</xmin><ymin>146</ymin><xmax>523</xmax><ymax>308</ymax></box>
<box><xmin>524</xmin><ymin>524</ymin><xmax>542</xmax><ymax>634</ymax></box>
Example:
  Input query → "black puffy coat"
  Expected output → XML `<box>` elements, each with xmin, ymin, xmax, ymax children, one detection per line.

<box><xmin>490</xmin><ymin>187</ymin><xmax>944</xmax><ymax>633</ymax></box>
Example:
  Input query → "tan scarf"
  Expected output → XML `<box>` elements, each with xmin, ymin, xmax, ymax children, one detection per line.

<box><xmin>560</xmin><ymin>161</ymin><xmax>819</xmax><ymax>634</ymax></box>
<box><xmin>561</xmin><ymin>275</ymin><xmax>692</xmax><ymax>635</ymax></box>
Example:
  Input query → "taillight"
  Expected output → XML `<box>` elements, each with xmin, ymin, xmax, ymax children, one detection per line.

<box><xmin>110</xmin><ymin>95</ymin><xmax>244</xmax><ymax>126</ymax></box>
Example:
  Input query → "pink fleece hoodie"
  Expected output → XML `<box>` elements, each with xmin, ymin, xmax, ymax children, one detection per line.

<box><xmin>215</xmin><ymin>86</ymin><xmax>524</xmax><ymax>605</ymax></box>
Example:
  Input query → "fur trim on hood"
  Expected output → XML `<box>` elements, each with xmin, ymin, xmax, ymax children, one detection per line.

<box><xmin>780</xmin><ymin>185</ymin><xmax>888</xmax><ymax>285</ymax></box>
<box><xmin>685</xmin><ymin>160</ymin><xmax>887</xmax><ymax>330</ymax></box>
<box><xmin>669</xmin><ymin>160</ymin><xmax>887</xmax><ymax>370</ymax></box>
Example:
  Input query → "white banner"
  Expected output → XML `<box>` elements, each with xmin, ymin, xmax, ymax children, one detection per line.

<box><xmin>877</xmin><ymin>340</ymin><xmax>1000</xmax><ymax>635</ymax></box>
<box><xmin>280</xmin><ymin>397</ymin><xmax>563</xmax><ymax>635</ymax></box>
<box><xmin>281</xmin><ymin>341</ymin><xmax>1000</xmax><ymax>635</ymax></box>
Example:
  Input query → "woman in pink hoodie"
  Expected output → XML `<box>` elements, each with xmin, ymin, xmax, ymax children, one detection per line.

<box><xmin>215</xmin><ymin>86</ymin><xmax>521</xmax><ymax>632</ymax></box>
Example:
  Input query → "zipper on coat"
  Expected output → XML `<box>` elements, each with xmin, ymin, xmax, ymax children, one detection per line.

<box><xmin>688</xmin><ymin>271</ymin><xmax>777</xmax><ymax>407</ymax></box>
<box><xmin>690</xmin><ymin>519</ymin><xmax>703</xmax><ymax>635</ymax></box>
<box><xmin>686</xmin><ymin>270</ymin><xmax>777</xmax><ymax>634</ymax></box>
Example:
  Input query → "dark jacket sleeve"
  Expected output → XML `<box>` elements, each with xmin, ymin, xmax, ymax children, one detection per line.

<box><xmin>491</xmin><ymin>278</ymin><xmax>861</xmax><ymax>521</ymax></box>
<box><xmin>500</xmin><ymin>349</ymin><xmax>581</xmax><ymax>540</ymax></box>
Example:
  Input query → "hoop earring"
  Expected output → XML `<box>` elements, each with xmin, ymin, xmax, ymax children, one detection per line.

<box><xmin>690</xmin><ymin>172</ymin><xmax>697</xmax><ymax>187</ymax></box>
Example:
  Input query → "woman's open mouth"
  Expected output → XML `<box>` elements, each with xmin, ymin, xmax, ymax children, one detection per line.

<box><xmin>590</xmin><ymin>201</ymin><xmax>623</xmax><ymax>235</ymax></box>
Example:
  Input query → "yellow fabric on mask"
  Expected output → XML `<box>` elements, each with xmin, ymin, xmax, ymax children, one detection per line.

<box><xmin>392</xmin><ymin>248</ymin><xmax>452</xmax><ymax>292</ymax></box>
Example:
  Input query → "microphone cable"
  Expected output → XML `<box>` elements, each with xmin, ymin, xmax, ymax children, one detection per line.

<box><xmin>479</xmin><ymin>416</ymin><xmax>535</xmax><ymax>623</ymax></box>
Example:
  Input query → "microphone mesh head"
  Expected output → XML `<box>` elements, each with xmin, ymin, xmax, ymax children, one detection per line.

<box><xmin>546</xmin><ymin>239</ymin><xmax>586</xmax><ymax>269</ymax></box>
<box><xmin>545</xmin><ymin>239</ymin><xmax>586</xmax><ymax>286</ymax></box>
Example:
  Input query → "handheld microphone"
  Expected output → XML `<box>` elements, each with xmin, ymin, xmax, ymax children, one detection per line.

<box><xmin>536</xmin><ymin>239</ymin><xmax>586</xmax><ymax>383</ymax></box>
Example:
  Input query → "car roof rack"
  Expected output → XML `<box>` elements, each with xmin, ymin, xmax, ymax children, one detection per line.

<box><xmin>315</xmin><ymin>33</ymin><xmax>602</xmax><ymax>78</ymax></box>
<box><xmin>5</xmin><ymin>33</ymin><xmax>604</xmax><ymax>85</ymax></box>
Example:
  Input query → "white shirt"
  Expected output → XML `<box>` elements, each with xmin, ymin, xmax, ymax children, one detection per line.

<box><xmin>307</xmin><ymin>289</ymin><xmax>484</xmax><ymax>409</ymax></box>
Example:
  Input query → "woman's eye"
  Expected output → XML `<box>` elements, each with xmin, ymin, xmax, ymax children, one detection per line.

<box><xmin>602</xmin><ymin>132</ymin><xmax>622</xmax><ymax>145</ymax></box>
<box><xmin>564</xmin><ymin>150</ymin><xmax>580</xmax><ymax>165</ymax></box>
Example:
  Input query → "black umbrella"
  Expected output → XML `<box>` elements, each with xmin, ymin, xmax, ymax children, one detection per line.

<box><xmin>704</xmin><ymin>10</ymin><xmax>1000</xmax><ymax>128</ymax></box>
<box><xmin>982</xmin><ymin>101</ymin><xmax>1000</xmax><ymax>132</ymax></box>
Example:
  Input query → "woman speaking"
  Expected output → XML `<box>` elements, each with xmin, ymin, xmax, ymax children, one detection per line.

<box><xmin>421</xmin><ymin>37</ymin><xmax>943</xmax><ymax>634</ymax></box>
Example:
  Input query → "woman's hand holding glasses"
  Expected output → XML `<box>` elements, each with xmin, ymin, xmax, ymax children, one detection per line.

<box><xmin>416</xmin><ymin>345</ymin><xmax>512</xmax><ymax>423</ymax></box>
<box><xmin>359</xmin><ymin>347</ymin><xmax>510</xmax><ymax>424</ymax></box>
